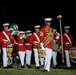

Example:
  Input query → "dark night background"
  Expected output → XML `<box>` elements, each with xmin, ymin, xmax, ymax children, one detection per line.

<box><xmin>0</xmin><ymin>0</ymin><xmax>76</xmax><ymax>65</ymax></box>
<box><xmin>0</xmin><ymin>0</ymin><xmax>76</xmax><ymax>42</ymax></box>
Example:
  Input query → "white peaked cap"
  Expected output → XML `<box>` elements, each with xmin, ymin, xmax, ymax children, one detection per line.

<box><xmin>34</xmin><ymin>25</ymin><xmax>41</xmax><ymax>28</ymax></box>
<box><xmin>3</xmin><ymin>23</ymin><xmax>10</xmax><ymax>26</ymax></box>
<box><xmin>64</xmin><ymin>26</ymin><xmax>70</xmax><ymax>29</ymax></box>
<box><xmin>9</xmin><ymin>28</ymin><xmax>14</xmax><ymax>31</ymax></box>
<box><xmin>18</xmin><ymin>31</ymin><xmax>25</xmax><ymax>34</ymax></box>
<box><xmin>44</xmin><ymin>18</ymin><xmax>52</xmax><ymax>21</ymax></box>
<box><xmin>25</xmin><ymin>30</ymin><xmax>31</xmax><ymax>33</ymax></box>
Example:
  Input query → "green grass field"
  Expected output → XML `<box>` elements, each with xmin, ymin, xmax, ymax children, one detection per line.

<box><xmin>0</xmin><ymin>64</ymin><xmax>76</xmax><ymax>75</ymax></box>
<box><xmin>0</xmin><ymin>68</ymin><xmax>76</xmax><ymax>75</ymax></box>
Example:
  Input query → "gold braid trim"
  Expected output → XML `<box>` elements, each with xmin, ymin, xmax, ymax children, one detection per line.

<box><xmin>43</xmin><ymin>28</ymin><xmax>55</xmax><ymax>47</ymax></box>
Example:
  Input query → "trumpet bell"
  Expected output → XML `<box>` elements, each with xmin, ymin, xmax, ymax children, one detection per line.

<box><xmin>10</xmin><ymin>23</ymin><xmax>19</xmax><ymax>31</ymax></box>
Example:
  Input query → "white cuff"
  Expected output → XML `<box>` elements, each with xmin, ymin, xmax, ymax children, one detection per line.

<box><xmin>56</xmin><ymin>36</ymin><xmax>59</xmax><ymax>40</ymax></box>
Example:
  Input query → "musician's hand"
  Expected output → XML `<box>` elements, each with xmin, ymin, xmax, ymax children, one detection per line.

<box><xmin>7</xmin><ymin>41</ymin><xmax>12</xmax><ymax>45</ymax></box>
<box><xmin>7</xmin><ymin>44</ymin><xmax>13</xmax><ymax>47</ymax></box>
<box><xmin>40</xmin><ymin>42</ymin><xmax>45</xmax><ymax>51</ymax></box>
<box><xmin>53</xmin><ymin>28</ymin><xmax>56</xmax><ymax>32</ymax></box>
<box><xmin>56</xmin><ymin>36</ymin><xmax>60</xmax><ymax>40</ymax></box>
<box><xmin>11</xmin><ymin>31</ymin><xmax>15</xmax><ymax>35</ymax></box>
<box><xmin>3</xmin><ymin>40</ymin><xmax>8</xmax><ymax>44</ymax></box>
<box><xmin>4</xmin><ymin>41</ymin><xmax>7</xmax><ymax>44</ymax></box>
<box><xmin>65</xmin><ymin>42</ymin><xmax>71</xmax><ymax>46</ymax></box>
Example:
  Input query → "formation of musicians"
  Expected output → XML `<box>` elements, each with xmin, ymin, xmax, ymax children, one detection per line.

<box><xmin>0</xmin><ymin>17</ymin><xmax>76</xmax><ymax>72</ymax></box>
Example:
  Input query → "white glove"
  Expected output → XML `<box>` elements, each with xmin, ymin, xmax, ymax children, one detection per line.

<box><xmin>57</xmin><ymin>32</ymin><xmax>60</xmax><ymax>36</ymax></box>
<box><xmin>14</xmin><ymin>41</ymin><xmax>18</xmax><ymax>44</ymax></box>
<box><xmin>56</xmin><ymin>36</ymin><xmax>60</xmax><ymax>40</ymax></box>
<box><xmin>53</xmin><ymin>28</ymin><xmax>57</xmax><ymax>32</ymax></box>
<box><xmin>11</xmin><ymin>31</ymin><xmax>15</xmax><ymax>35</ymax></box>
<box><xmin>40</xmin><ymin>42</ymin><xmax>45</xmax><ymax>51</ymax></box>
<box><xmin>22</xmin><ymin>35</ymin><xmax>26</xmax><ymax>38</ymax></box>
<box><xmin>20</xmin><ymin>35</ymin><xmax>26</xmax><ymax>39</ymax></box>
<box><xmin>65</xmin><ymin>42</ymin><xmax>70</xmax><ymax>45</ymax></box>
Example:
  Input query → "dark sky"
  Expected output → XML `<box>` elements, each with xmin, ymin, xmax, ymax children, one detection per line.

<box><xmin>0</xmin><ymin>0</ymin><xmax>76</xmax><ymax>42</ymax></box>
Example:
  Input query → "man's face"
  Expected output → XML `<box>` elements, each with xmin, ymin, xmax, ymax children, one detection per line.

<box><xmin>4</xmin><ymin>25</ymin><xmax>9</xmax><ymax>30</ymax></box>
<box><xmin>65</xmin><ymin>28</ymin><xmax>70</xmax><ymax>33</ymax></box>
<box><xmin>35</xmin><ymin>28</ymin><xmax>40</xmax><ymax>32</ymax></box>
<box><xmin>19</xmin><ymin>33</ymin><xmax>23</xmax><ymax>37</ymax></box>
<box><xmin>45</xmin><ymin>21</ymin><xmax>51</xmax><ymax>27</ymax></box>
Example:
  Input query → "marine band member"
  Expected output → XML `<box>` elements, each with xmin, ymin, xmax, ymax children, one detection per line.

<box><xmin>0</xmin><ymin>23</ymin><xmax>14</xmax><ymax>69</ymax></box>
<box><xmin>25</xmin><ymin>30</ymin><xmax>32</xmax><ymax>68</ymax></box>
<box><xmin>30</xmin><ymin>25</ymin><xmax>42</xmax><ymax>69</ymax></box>
<box><xmin>62</xmin><ymin>26</ymin><xmax>75</xmax><ymax>69</ymax></box>
<box><xmin>16</xmin><ymin>31</ymin><xmax>26</xmax><ymax>68</ymax></box>
<box><xmin>40</xmin><ymin>18</ymin><xmax>59</xmax><ymax>72</ymax></box>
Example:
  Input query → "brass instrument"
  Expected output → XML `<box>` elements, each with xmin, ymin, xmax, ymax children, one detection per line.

<box><xmin>38</xmin><ymin>47</ymin><xmax>45</xmax><ymax>58</ymax></box>
<box><xmin>10</xmin><ymin>23</ymin><xmax>19</xmax><ymax>35</ymax></box>
<box><xmin>10</xmin><ymin>23</ymin><xmax>19</xmax><ymax>31</ymax></box>
<box><xmin>57</xmin><ymin>14</ymin><xmax>64</xmax><ymax>63</ymax></box>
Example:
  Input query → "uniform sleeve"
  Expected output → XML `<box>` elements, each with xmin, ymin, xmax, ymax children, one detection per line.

<box><xmin>9</xmin><ymin>32</ymin><xmax>15</xmax><ymax>44</ymax></box>
<box><xmin>10</xmin><ymin>35</ymin><xmax>15</xmax><ymax>44</ymax></box>
<box><xmin>0</xmin><ymin>32</ymin><xmax>3</xmax><ymax>43</ymax></box>
<box><xmin>30</xmin><ymin>33</ymin><xmax>34</xmax><ymax>45</ymax></box>
<box><xmin>40</xmin><ymin>28</ymin><xmax>44</xmax><ymax>43</ymax></box>
<box><xmin>28</xmin><ymin>36</ymin><xmax>31</xmax><ymax>44</ymax></box>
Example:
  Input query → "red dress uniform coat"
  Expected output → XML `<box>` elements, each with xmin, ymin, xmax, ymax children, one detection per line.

<box><xmin>40</xmin><ymin>26</ymin><xmax>56</xmax><ymax>49</ymax></box>
<box><xmin>62</xmin><ymin>33</ymin><xmax>74</xmax><ymax>50</ymax></box>
<box><xmin>30</xmin><ymin>32</ymin><xmax>40</xmax><ymax>49</ymax></box>
<box><xmin>16</xmin><ymin>37</ymin><xmax>25</xmax><ymax>51</ymax></box>
<box><xmin>25</xmin><ymin>35</ymin><xmax>32</xmax><ymax>51</ymax></box>
<box><xmin>0</xmin><ymin>31</ymin><xmax>14</xmax><ymax>48</ymax></box>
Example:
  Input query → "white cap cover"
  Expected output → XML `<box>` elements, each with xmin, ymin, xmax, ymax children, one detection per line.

<box><xmin>34</xmin><ymin>25</ymin><xmax>41</xmax><ymax>28</ymax></box>
<box><xmin>25</xmin><ymin>30</ymin><xmax>31</xmax><ymax>33</ymax></box>
<box><xmin>64</xmin><ymin>26</ymin><xmax>70</xmax><ymax>29</ymax></box>
<box><xmin>18</xmin><ymin>31</ymin><xmax>25</xmax><ymax>34</ymax></box>
<box><xmin>3</xmin><ymin>23</ymin><xmax>10</xmax><ymax>26</ymax></box>
<box><xmin>44</xmin><ymin>18</ymin><xmax>52</xmax><ymax>21</ymax></box>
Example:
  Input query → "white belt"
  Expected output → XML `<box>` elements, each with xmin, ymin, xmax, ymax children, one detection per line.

<box><xmin>25</xmin><ymin>43</ymin><xmax>32</xmax><ymax>46</ymax></box>
<box><xmin>18</xmin><ymin>44</ymin><xmax>23</xmax><ymax>46</ymax></box>
<box><xmin>2</xmin><ymin>39</ymin><xmax>8</xmax><ymax>42</ymax></box>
